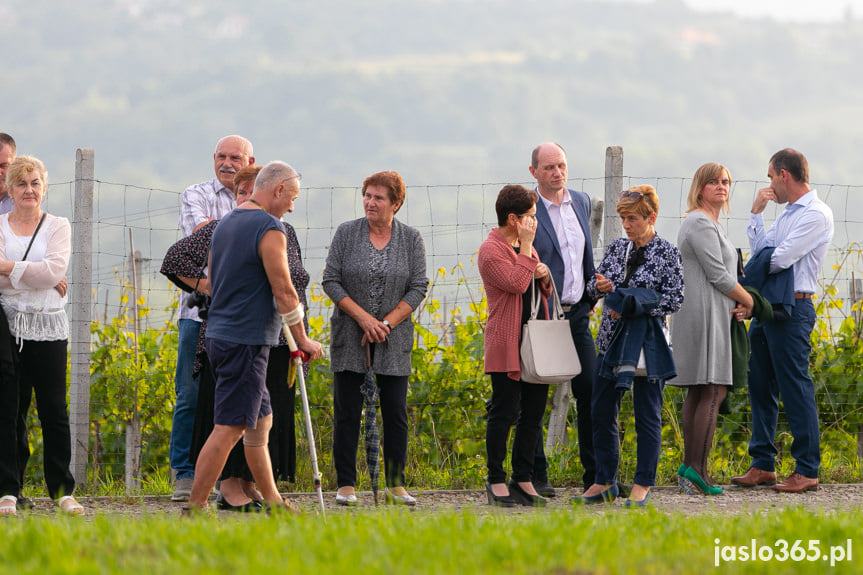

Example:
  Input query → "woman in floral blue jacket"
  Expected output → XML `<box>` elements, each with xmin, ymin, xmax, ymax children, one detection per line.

<box><xmin>573</xmin><ymin>185</ymin><xmax>683</xmax><ymax>508</ymax></box>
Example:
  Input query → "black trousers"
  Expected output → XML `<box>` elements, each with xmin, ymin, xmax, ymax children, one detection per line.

<box><xmin>0</xmin><ymin>308</ymin><xmax>23</xmax><ymax>498</ymax></box>
<box><xmin>333</xmin><ymin>370</ymin><xmax>408</xmax><ymax>488</ymax></box>
<box><xmin>486</xmin><ymin>372</ymin><xmax>549</xmax><ymax>484</ymax></box>
<box><xmin>11</xmin><ymin>338</ymin><xmax>75</xmax><ymax>500</ymax></box>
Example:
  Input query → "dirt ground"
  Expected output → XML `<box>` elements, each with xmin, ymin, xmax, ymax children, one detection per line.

<box><xmin>16</xmin><ymin>483</ymin><xmax>863</xmax><ymax>517</ymax></box>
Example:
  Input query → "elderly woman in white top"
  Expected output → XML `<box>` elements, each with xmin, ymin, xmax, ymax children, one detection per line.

<box><xmin>0</xmin><ymin>156</ymin><xmax>82</xmax><ymax>516</ymax></box>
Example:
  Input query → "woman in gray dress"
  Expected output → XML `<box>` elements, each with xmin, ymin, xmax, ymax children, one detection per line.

<box><xmin>670</xmin><ymin>163</ymin><xmax>754</xmax><ymax>495</ymax></box>
<box><xmin>322</xmin><ymin>170</ymin><xmax>428</xmax><ymax>506</ymax></box>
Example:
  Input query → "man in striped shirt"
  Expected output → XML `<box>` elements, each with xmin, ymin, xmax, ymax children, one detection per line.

<box><xmin>170</xmin><ymin>135</ymin><xmax>255</xmax><ymax>501</ymax></box>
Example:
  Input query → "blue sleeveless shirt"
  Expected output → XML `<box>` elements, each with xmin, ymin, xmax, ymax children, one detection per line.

<box><xmin>206</xmin><ymin>208</ymin><xmax>284</xmax><ymax>345</ymax></box>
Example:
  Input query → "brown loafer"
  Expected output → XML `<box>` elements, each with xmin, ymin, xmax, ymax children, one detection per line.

<box><xmin>772</xmin><ymin>472</ymin><xmax>818</xmax><ymax>493</ymax></box>
<box><xmin>730</xmin><ymin>466</ymin><xmax>777</xmax><ymax>487</ymax></box>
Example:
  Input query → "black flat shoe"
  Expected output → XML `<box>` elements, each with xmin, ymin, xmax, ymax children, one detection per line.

<box><xmin>216</xmin><ymin>494</ymin><xmax>264</xmax><ymax>513</ymax></box>
<box><xmin>532</xmin><ymin>478</ymin><xmax>557</xmax><ymax>498</ymax></box>
<box><xmin>507</xmin><ymin>480</ymin><xmax>547</xmax><ymax>507</ymax></box>
<box><xmin>485</xmin><ymin>482</ymin><xmax>517</xmax><ymax>508</ymax></box>
<box><xmin>16</xmin><ymin>496</ymin><xmax>35</xmax><ymax>510</ymax></box>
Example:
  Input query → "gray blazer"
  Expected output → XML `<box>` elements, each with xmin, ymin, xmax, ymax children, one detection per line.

<box><xmin>322</xmin><ymin>217</ymin><xmax>428</xmax><ymax>376</ymax></box>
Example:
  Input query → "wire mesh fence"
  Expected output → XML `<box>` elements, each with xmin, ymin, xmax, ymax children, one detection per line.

<box><xmin>27</xmin><ymin>153</ymin><xmax>863</xmax><ymax>491</ymax></box>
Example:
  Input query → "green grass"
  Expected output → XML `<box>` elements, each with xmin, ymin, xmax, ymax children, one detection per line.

<box><xmin>2</xmin><ymin>506</ymin><xmax>860</xmax><ymax>574</ymax></box>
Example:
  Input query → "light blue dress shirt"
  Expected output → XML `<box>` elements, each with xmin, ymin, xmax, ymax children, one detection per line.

<box><xmin>747</xmin><ymin>189</ymin><xmax>834</xmax><ymax>294</ymax></box>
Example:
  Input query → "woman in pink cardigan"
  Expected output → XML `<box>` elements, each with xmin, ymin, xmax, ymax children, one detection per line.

<box><xmin>478</xmin><ymin>185</ymin><xmax>552</xmax><ymax>507</ymax></box>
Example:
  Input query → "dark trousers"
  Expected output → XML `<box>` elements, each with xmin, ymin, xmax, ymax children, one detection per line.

<box><xmin>592</xmin><ymin>354</ymin><xmax>663</xmax><ymax>487</ymax></box>
<box><xmin>0</xmin><ymin>308</ymin><xmax>23</xmax><ymax>498</ymax></box>
<box><xmin>12</xmin><ymin>339</ymin><xmax>76</xmax><ymax>500</ymax></box>
<box><xmin>747</xmin><ymin>299</ymin><xmax>820</xmax><ymax>477</ymax></box>
<box><xmin>486</xmin><ymin>373</ymin><xmax>549</xmax><ymax>484</ymax></box>
<box><xmin>333</xmin><ymin>370</ymin><xmax>408</xmax><ymax>488</ymax></box>
<box><xmin>533</xmin><ymin>299</ymin><xmax>596</xmax><ymax>486</ymax></box>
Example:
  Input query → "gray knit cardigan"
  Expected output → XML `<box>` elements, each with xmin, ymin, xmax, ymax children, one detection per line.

<box><xmin>322</xmin><ymin>217</ymin><xmax>428</xmax><ymax>375</ymax></box>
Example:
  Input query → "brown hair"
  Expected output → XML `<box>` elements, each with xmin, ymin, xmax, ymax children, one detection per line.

<box><xmin>233</xmin><ymin>164</ymin><xmax>263</xmax><ymax>196</ymax></box>
<box><xmin>362</xmin><ymin>171</ymin><xmax>406</xmax><ymax>213</ymax></box>
<box><xmin>495</xmin><ymin>184</ymin><xmax>538</xmax><ymax>226</ymax></box>
<box><xmin>770</xmin><ymin>148</ymin><xmax>809</xmax><ymax>183</ymax></box>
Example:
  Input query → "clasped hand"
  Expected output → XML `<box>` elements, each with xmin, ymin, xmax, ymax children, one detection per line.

<box><xmin>360</xmin><ymin>315</ymin><xmax>391</xmax><ymax>346</ymax></box>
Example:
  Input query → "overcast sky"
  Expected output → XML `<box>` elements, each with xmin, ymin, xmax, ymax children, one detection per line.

<box><xmin>683</xmin><ymin>0</ymin><xmax>861</xmax><ymax>22</ymax></box>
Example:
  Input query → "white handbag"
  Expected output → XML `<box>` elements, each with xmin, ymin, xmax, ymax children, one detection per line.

<box><xmin>520</xmin><ymin>276</ymin><xmax>582</xmax><ymax>384</ymax></box>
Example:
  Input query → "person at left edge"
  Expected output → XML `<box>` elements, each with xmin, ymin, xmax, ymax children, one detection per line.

<box><xmin>0</xmin><ymin>133</ymin><xmax>33</xmax><ymax>513</ymax></box>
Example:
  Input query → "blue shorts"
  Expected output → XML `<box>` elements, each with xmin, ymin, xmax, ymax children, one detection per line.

<box><xmin>205</xmin><ymin>338</ymin><xmax>272</xmax><ymax>428</ymax></box>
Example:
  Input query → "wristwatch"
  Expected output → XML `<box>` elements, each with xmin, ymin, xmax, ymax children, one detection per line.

<box><xmin>382</xmin><ymin>320</ymin><xmax>390</xmax><ymax>328</ymax></box>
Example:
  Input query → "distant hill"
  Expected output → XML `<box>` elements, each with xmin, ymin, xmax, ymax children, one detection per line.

<box><xmin>3</xmin><ymin>0</ymin><xmax>862</xmax><ymax>189</ymax></box>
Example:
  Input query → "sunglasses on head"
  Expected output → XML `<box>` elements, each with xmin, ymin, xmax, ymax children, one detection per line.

<box><xmin>620</xmin><ymin>191</ymin><xmax>644</xmax><ymax>201</ymax></box>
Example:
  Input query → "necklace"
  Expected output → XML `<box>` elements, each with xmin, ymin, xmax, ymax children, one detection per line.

<box><xmin>247</xmin><ymin>199</ymin><xmax>264</xmax><ymax>209</ymax></box>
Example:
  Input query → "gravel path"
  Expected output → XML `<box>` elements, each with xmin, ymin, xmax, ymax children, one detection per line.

<box><xmin>17</xmin><ymin>483</ymin><xmax>863</xmax><ymax>517</ymax></box>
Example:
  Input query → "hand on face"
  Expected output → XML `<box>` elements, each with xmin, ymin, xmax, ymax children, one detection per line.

<box><xmin>751</xmin><ymin>186</ymin><xmax>776</xmax><ymax>215</ymax></box>
<box><xmin>516</xmin><ymin>214</ymin><xmax>537</xmax><ymax>245</ymax></box>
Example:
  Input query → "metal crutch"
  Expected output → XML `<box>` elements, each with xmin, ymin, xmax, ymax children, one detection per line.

<box><xmin>281</xmin><ymin>322</ymin><xmax>326</xmax><ymax>517</ymax></box>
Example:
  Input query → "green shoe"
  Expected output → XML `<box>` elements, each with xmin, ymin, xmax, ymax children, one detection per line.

<box><xmin>683</xmin><ymin>466</ymin><xmax>723</xmax><ymax>496</ymax></box>
<box><xmin>677</xmin><ymin>465</ymin><xmax>696</xmax><ymax>494</ymax></box>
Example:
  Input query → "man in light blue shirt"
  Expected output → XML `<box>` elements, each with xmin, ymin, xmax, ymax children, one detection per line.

<box><xmin>732</xmin><ymin>148</ymin><xmax>833</xmax><ymax>493</ymax></box>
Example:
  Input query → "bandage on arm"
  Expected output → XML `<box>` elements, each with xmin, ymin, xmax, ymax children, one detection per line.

<box><xmin>280</xmin><ymin>304</ymin><xmax>306</xmax><ymax>355</ymax></box>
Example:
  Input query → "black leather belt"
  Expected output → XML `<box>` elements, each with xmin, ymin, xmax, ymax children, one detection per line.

<box><xmin>561</xmin><ymin>304</ymin><xmax>574</xmax><ymax>312</ymax></box>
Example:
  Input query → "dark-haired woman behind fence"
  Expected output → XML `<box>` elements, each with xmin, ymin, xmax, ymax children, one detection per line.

<box><xmin>477</xmin><ymin>184</ymin><xmax>553</xmax><ymax>508</ymax></box>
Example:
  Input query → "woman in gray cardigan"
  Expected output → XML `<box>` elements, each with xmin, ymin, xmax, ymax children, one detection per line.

<box><xmin>322</xmin><ymin>170</ymin><xmax>428</xmax><ymax>506</ymax></box>
<box><xmin>670</xmin><ymin>163</ymin><xmax>754</xmax><ymax>496</ymax></box>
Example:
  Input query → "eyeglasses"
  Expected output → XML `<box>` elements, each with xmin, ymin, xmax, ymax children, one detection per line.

<box><xmin>619</xmin><ymin>191</ymin><xmax>644</xmax><ymax>201</ymax></box>
<box><xmin>517</xmin><ymin>213</ymin><xmax>537</xmax><ymax>220</ymax></box>
<box><xmin>707</xmin><ymin>178</ymin><xmax>730</xmax><ymax>186</ymax></box>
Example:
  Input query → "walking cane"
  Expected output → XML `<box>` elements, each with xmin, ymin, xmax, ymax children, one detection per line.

<box><xmin>281</xmin><ymin>321</ymin><xmax>326</xmax><ymax>518</ymax></box>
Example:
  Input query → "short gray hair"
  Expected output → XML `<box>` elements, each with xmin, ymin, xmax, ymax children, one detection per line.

<box><xmin>254</xmin><ymin>161</ymin><xmax>299</xmax><ymax>191</ymax></box>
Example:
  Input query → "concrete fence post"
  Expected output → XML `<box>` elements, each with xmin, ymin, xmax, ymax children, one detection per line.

<box><xmin>69</xmin><ymin>148</ymin><xmax>94</xmax><ymax>487</ymax></box>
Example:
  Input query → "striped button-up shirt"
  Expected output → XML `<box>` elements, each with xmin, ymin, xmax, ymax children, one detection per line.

<box><xmin>177</xmin><ymin>177</ymin><xmax>237</xmax><ymax>321</ymax></box>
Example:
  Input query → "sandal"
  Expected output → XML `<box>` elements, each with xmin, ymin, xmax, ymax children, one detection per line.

<box><xmin>0</xmin><ymin>495</ymin><xmax>17</xmax><ymax>517</ymax></box>
<box><xmin>56</xmin><ymin>495</ymin><xmax>85</xmax><ymax>516</ymax></box>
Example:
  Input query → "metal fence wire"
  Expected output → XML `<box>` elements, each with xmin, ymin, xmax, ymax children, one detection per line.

<box><xmin>28</xmin><ymin>148</ymin><xmax>863</xmax><ymax>490</ymax></box>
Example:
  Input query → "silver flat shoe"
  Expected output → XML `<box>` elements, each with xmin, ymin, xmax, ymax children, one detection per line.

<box><xmin>335</xmin><ymin>492</ymin><xmax>358</xmax><ymax>506</ymax></box>
<box><xmin>384</xmin><ymin>487</ymin><xmax>417</xmax><ymax>506</ymax></box>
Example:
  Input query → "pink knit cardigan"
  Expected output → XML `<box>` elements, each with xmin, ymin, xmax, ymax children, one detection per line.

<box><xmin>477</xmin><ymin>227</ymin><xmax>551</xmax><ymax>382</ymax></box>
